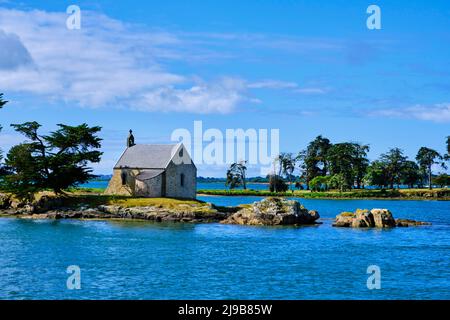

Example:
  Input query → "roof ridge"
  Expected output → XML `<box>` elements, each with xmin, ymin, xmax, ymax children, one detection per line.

<box><xmin>132</xmin><ymin>143</ymin><xmax>178</xmax><ymax>146</ymax></box>
<box><xmin>113</xmin><ymin>143</ymin><xmax>188</xmax><ymax>169</ymax></box>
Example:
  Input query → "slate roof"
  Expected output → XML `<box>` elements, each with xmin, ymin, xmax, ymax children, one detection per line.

<box><xmin>114</xmin><ymin>144</ymin><xmax>180</xmax><ymax>169</ymax></box>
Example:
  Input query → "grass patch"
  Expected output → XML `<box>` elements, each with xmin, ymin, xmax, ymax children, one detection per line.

<box><xmin>3</xmin><ymin>189</ymin><xmax>217</xmax><ymax>213</ymax></box>
<box><xmin>340</xmin><ymin>212</ymin><xmax>356</xmax><ymax>217</ymax></box>
<box><xmin>60</xmin><ymin>193</ymin><xmax>206</xmax><ymax>209</ymax></box>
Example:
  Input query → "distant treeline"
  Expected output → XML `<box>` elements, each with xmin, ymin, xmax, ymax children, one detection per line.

<box><xmin>224</xmin><ymin>135</ymin><xmax>450</xmax><ymax>192</ymax></box>
<box><xmin>198</xmin><ymin>187</ymin><xmax>450</xmax><ymax>200</ymax></box>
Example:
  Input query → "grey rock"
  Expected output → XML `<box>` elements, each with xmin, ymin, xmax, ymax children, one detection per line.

<box><xmin>222</xmin><ymin>197</ymin><xmax>320</xmax><ymax>226</ymax></box>
<box><xmin>0</xmin><ymin>193</ymin><xmax>11</xmax><ymax>209</ymax></box>
<box><xmin>33</xmin><ymin>196</ymin><xmax>63</xmax><ymax>213</ymax></box>
<box><xmin>371</xmin><ymin>209</ymin><xmax>396</xmax><ymax>228</ymax></box>
<box><xmin>334</xmin><ymin>209</ymin><xmax>429</xmax><ymax>228</ymax></box>
<box><xmin>396</xmin><ymin>219</ymin><xmax>431</xmax><ymax>227</ymax></box>
<box><xmin>332</xmin><ymin>212</ymin><xmax>355</xmax><ymax>227</ymax></box>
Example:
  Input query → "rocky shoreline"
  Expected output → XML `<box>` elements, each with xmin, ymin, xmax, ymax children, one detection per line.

<box><xmin>0</xmin><ymin>192</ymin><xmax>228</xmax><ymax>223</ymax></box>
<box><xmin>0</xmin><ymin>203</ymin><xmax>227</xmax><ymax>223</ymax></box>
<box><xmin>0</xmin><ymin>193</ymin><xmax>430</xmax><ymax>227</ymax></box>
<box><xmin>0</xmin><ymin>195</ymin><xmax>320</xmax><ymax>225</ymax></box>
<box><xmin>0</xmin><ymin>205</ymin><xmax>228</xmax><ymax>223</ymax></box>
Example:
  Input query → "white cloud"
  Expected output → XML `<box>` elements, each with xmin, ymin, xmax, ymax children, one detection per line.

<box><xmin>0</xmin><ymin>29</ymin><xmax>33</xmax><ymax>70</ymax></box>
<box><xmin>374</xmin><ymin>103</ymin><xmax>450</xmax><ymax>123</ymax></box>
<box><xmin>135</xmin><ymin>77</ymin><xmax>249</xmax><ymax>114</ymax></box>
<box><xmin>181</xmin><ymin>32</ymin><xmax>344</xmax><ymax>53</ymax></box>
<box><xmin>247</xmin><ymin>79</ymin><xmax>328</xmax><ymax>95</ymax></box>
<box><xmin>0</xmin><ymin>8</ymin><xmax>252</xmax><ymax>113</ymax></box>
<box><xmin>247</xmin><ymin>80</ymin><xmax>298</xmax><ymax>89</ymax></box>
<box><xmin>0</xmin><ymin>8</ymin><xmax>336</xmax><ymax>114</ymax></box>
<box><xmin>294</xmin><ymin>87</ymin><xmax>327</xmax><ymax>94</ymax></box>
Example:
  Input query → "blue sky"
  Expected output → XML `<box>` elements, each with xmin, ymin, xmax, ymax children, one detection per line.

<box><xmin>0</xmin><ymin>0</ymin><xmax>449</xmax><ymax>176</ymax></box>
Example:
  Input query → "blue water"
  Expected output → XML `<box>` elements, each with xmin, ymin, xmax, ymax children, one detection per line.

<box><xmin>79</xmin><ymin>180</ymin><xmax>110</xmax><ymax>189</ymax></box>
<box><xmin>197</xmin><ymin>182</ymin><xmax>269</xmax><ymax>190</ymax></box>
<box><xmin>0</xmin><ymin>195</ymin><xmax>449</xmax><ymax>300</ymax></box>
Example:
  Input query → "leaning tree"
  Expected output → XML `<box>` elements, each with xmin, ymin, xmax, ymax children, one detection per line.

<box><xmin>4</xmin><ymin>121</ymin><xmax>102</xmax><ymax>199</ymax></box>
<box><xmin>278</xmin><ymin>153</ymin><xmax>297</xmax><ymax>191</ymax></box>
<box><xmin>226</xmin><ymin>160</ymin><xmax>248</xmax><ymax>190</ymax></box>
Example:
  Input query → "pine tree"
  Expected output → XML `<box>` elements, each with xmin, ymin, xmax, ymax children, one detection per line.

<box><xmin>4</xmin><ymin>122</ymin><xmax>102</xmax><ymax>198</ymax></box>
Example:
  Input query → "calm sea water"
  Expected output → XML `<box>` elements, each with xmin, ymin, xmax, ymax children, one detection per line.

<box><xmin>0</xmin><ymin>195</ymin><xmax>449</xmax><ymax>300</ymax></box>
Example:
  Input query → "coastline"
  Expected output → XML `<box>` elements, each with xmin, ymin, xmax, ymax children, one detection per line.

<box><xmin>197</xmin><ymin>188</ymin><xmax>450</xmax><ymax>201</ymax></box>
<box><xmin>0</xmin><ymin>191</ymin><xmax>433</xmax><ymax>228</ymax></box>
<box><xmin>0</xmin><ymin>192</ymin><xmax>234</xmax><ymax>223</ymax></box>
<box><xmin>72</xmin><ymin>178</ymin><xmax>450</xmax><ymax>201</ymax></box>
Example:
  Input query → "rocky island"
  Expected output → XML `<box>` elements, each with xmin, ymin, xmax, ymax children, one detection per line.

<box><xmin>222</xmin><ymin>197</ymin><xmax>320</xmax><ymax>226</ymax></box>
<box><xmin>0</xmin><ymin>193</ymin><xmax>320</xmax><ymax>226</ymax></box>
<box><xmin>0</xmin><ymin>192</ymin><xmax>227</xmax><ymax>223</ymax></box>
<box><xmin>333</xmin><ymin>208</ymin><xmax>431</xmax><ymax>228</ymax></box>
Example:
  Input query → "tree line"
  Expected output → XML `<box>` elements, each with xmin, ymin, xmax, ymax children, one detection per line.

<box><xmin>0</xmin><ymin>93</ymin><xmax>103</xmax><ymax>200</ymax></box>
<box><xmin>226</xmin><ymin>135</ymin><xmax>450</xmax><ymax>192</ymax></box>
